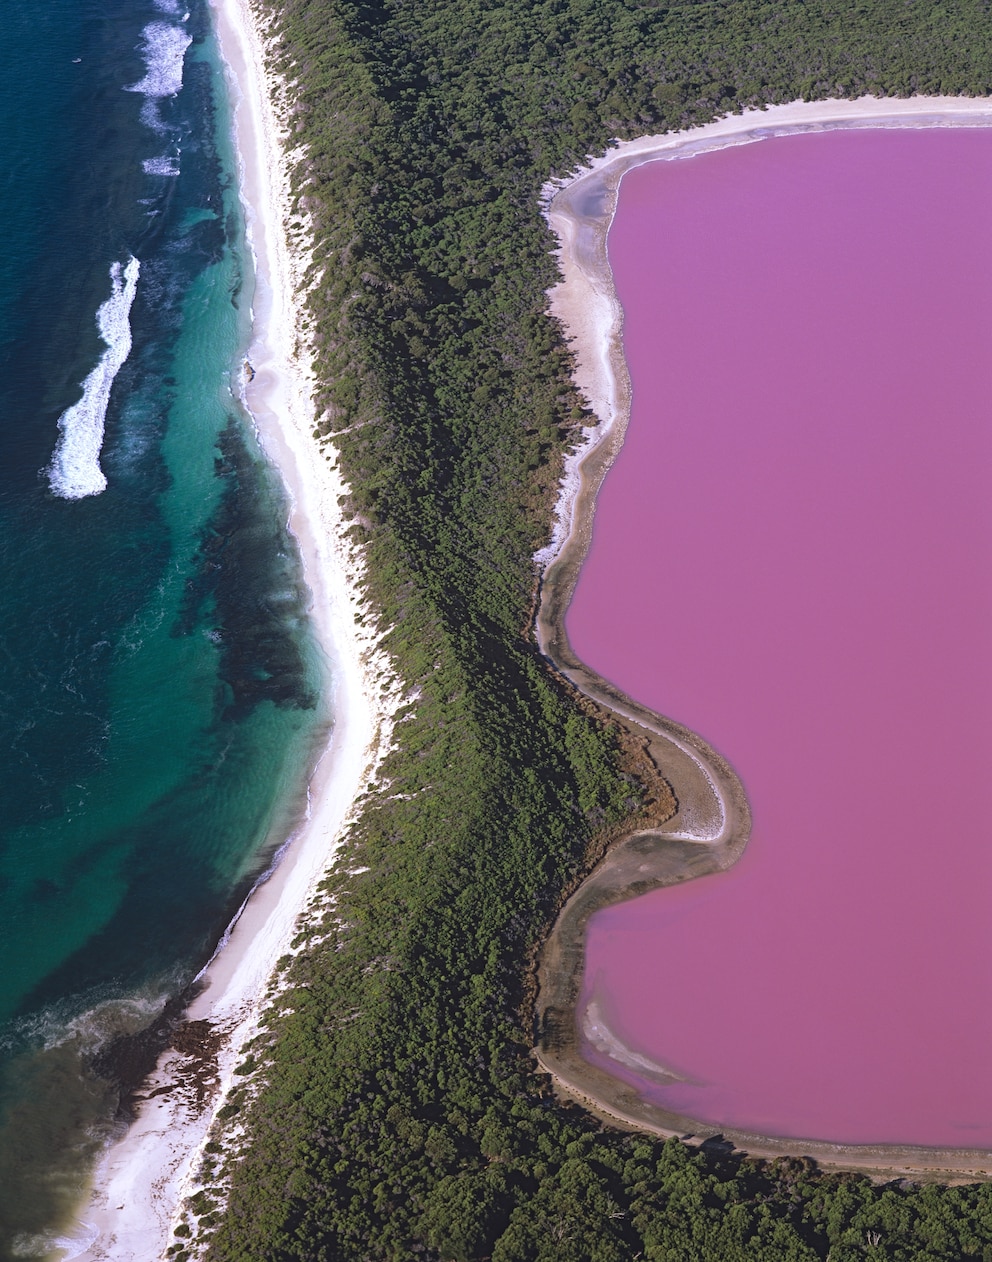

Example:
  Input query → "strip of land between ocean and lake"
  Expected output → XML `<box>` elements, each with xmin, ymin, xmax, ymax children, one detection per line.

<box><xmin>533</xmin><ymin>94</ymin><xmax>992</xmax><ymax>1183</ymax></box>
<box><xmin>62</xmin><ymin>88</ymin><xmax>992</xmax><ymax>1259</ymax></box>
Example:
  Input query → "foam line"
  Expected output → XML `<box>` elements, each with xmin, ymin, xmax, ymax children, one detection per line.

<box><xmin>127</xmin><ymin>22</ymin><xmax>192</xmax><ymax>99</ymax></box>
<box><xmin>47</xmin><ymin>257</ymin><xmax>140</xmax><ymax>500</ymax></box>
<box><xmin>142</xmin><ymin>155</ymin><xmax>180</xmax><ymax>176</ymax></box>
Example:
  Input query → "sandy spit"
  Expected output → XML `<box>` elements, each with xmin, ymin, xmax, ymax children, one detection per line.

<box><xmin>534</xmin><ymin>94</ymin><xmax>992</xmax><ymax>1177</ymax></box>
<box><xmin>59</xmin><ymin>0</ymin><xmax>403</xmax><ymax>1258</ymax></box>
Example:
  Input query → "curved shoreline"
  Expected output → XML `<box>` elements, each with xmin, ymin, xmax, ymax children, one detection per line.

<box><xmin>534</xmin><ymin>95</ymin><xmax>992</xmax><ymax>1179</ymax></box>
<box><xmin>66</xmin><ymin>1</ymin><xmax>403</xmax><ymax>1257</ymax></box>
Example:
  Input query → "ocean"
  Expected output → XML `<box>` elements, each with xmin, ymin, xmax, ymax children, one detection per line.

<box><xmin>0</xmin><ymin>0</ymin><xmax>329</xmax><ymax>1254</ymax></box>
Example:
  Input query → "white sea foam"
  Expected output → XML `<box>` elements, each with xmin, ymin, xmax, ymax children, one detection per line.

<box><xmin>142</xmin><ymin>155</ymin><xmax>180</xmax><ymax>176</ymax></box>
<box><xmin>47</xmin><ymin>257</ymin><xmax>140</xmax><ymax>500</ymax></box>
<box><xmin>49</xmin><ymin>1225</ymin><xmax>99</xmax><ymax>1261</ymax></box>
<box><xmin>126</xmin><ymin>23</ymin><xmax>191</xmax><ymax>99</ymax></box>
<box><xmin>12</xmin><ymin>1227</ymin><xmax>97</xmax><ymax>1261</ymax></box>
<box><xmin>0</xmin><ymin>980</ymin><xmax>175</xmax><ymax>1065</ymax></box>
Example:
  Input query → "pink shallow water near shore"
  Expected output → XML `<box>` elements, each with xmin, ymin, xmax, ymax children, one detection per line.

<box><xmin>569</xmin><ymin>129</ymin><xmax>992</xmax><ymax>1148</ymax></box>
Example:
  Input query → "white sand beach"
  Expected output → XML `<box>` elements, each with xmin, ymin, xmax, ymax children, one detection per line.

<box><xmin>62</xmin><ymin>0</ymin><xmax>401</xmax><ymax>1257</ymax></box>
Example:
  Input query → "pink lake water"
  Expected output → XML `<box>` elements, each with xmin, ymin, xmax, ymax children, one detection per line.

<box><xmin>568</xmin><ymin>129</ymin><xmax>992</xmax><ymax>1148</ymax></box>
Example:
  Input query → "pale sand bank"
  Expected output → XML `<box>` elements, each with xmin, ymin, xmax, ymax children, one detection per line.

<box><xmin>534</xmin><ymin>96</ymin><xmax>992</xmax><ymax>1176</ymax></box>
<box><xmin>59</xmin><ymin>0</ymin><xmax>402</xmax><ymax>1257</ymax></box>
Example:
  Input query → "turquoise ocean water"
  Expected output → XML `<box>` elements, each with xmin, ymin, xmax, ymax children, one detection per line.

<box><xmin>0</xmin><ymin>1</ymin><xmax>330</xmax><ymax>1253</ymax></box>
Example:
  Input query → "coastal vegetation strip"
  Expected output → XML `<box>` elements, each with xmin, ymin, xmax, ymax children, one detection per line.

<box><xmin>168</xmin><ymin>0</ymin><xmax>992</xmax><ymax>1259</ymax></box>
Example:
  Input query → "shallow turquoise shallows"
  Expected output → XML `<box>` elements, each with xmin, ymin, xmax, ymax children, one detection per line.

<box><xmin>0</xmin><ymin>1</ymin><xmax>329</xmax><ymax>1253</ymax></box>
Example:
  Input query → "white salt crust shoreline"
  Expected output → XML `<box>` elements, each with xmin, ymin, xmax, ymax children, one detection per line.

<box><xmin>537</xmin><ymin>94</ymin><xmax>992</xmax><ymax>574</ymax></box>
<box><xmin>536</xmin><ymin>94</ymin><xmax>992</xmax><ymax>1173</ymax></box>
<box><xmin>63</xmin><ymin>0</ymin><xmax>403</xmax><ymax>1258</ymax></box>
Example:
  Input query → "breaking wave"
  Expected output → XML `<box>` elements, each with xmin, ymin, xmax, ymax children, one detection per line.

<box><xmin>126</xmin><ymin>22</ymin><xmax>191</xmax><ymax>99</ymax></box>
<box><xmin>143</xmin><ymin>155</ymin><xmax>180</xmax><ymax>176</ymax></box>
<box><xmin>47</xmin><ymin>256</ymin><xmax>140</xmax><ymax>500</ymax></box>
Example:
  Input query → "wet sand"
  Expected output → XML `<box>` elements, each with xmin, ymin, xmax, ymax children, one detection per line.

<box><xmin>534</xmin><ymin>95</ymin><xmax>992</xmax><ymax>1179</ymax></box>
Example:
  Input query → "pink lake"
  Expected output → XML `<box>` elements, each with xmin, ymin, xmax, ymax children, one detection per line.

<box><xmin>568</xmin><ymin>129</ymin><xmax>992</xmax><ymax>1148</ymax></box>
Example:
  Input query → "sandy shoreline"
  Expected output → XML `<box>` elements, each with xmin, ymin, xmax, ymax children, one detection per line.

<box><xmin>61</xmin><ymin>0</ymin><xmax>401</xmax><ymax>1257</ymax></box>
<box><xmin>534</xmin><ymin>95</ymin><xmax>992</xmax><ymax>1177</ymax></box>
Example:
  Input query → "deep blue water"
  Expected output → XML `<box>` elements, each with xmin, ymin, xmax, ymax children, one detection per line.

<box><xmin>0</xmin><ymin>1</ymin><xmax>329</xmax><ymax>1253</ymax></box>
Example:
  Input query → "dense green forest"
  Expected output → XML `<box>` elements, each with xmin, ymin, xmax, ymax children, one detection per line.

<box><xmin>176</xmin><ymin>1</ymin><xmax>992</xmax><ymax>1258</ymax></box>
